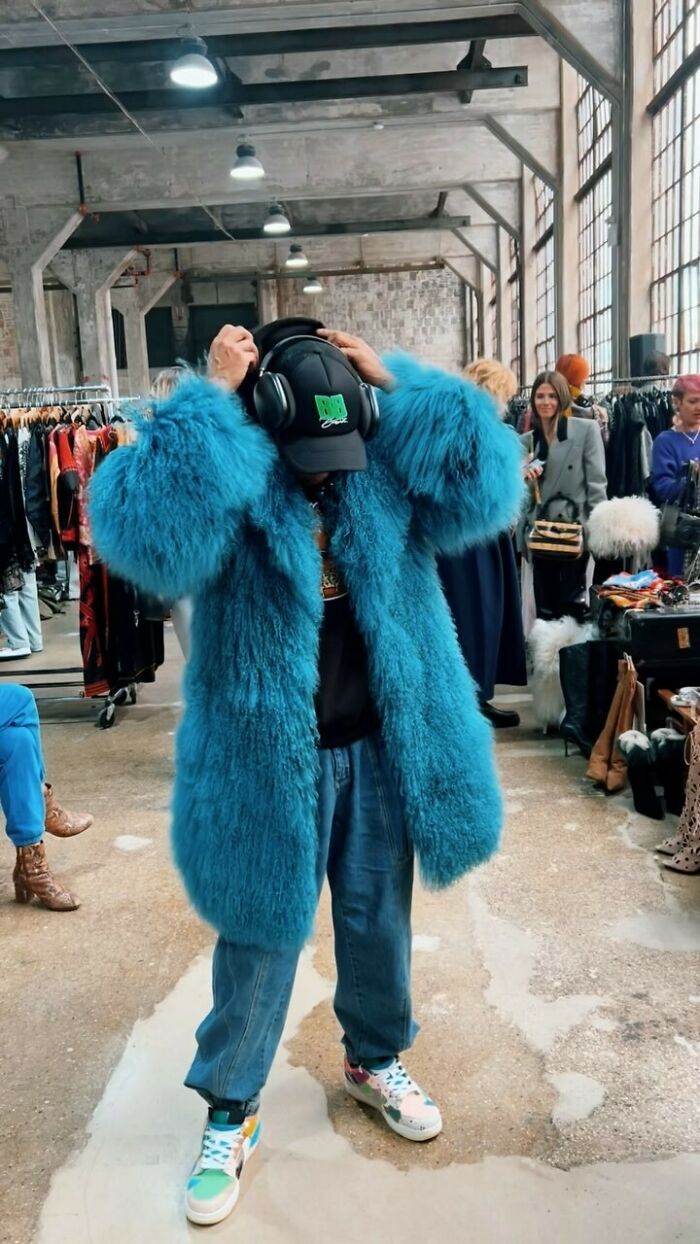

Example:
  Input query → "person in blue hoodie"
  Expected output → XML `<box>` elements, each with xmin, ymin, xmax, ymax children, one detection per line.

<box><xmin>650</xmin><ymin>374</ymin><xmax>700</xmax><ymax>576</ymax></box>
<box><xmin>89</xmin><ymin>317</ymin><xmax>523</xmax><ymax>1228</ymax></box>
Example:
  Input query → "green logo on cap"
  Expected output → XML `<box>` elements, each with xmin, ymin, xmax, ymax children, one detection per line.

<box><xmin>315</xmin><ymin>394</ymin><xmax>349</xmax><ymax>428</ymax></box>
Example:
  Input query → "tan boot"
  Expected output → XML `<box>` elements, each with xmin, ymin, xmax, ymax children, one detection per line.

<box><xmin>13</xmin><ymin>842</ymin><xmax>80</xmax><ymax>911</ymax></box>
<box><xmin>44</xmin><ymin>783</ymin><xmax>93</xmax><ymax>838</ymax></box>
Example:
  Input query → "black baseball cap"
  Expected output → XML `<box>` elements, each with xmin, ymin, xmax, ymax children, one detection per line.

<box><xmin>256</xmin><ymin>320</ymin><xmax>368</xmax><ymax>473</ymax></box>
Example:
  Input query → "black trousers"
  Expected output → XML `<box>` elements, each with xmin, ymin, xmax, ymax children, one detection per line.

<box><xmin>533</xmin><ymin>555</ymin><xmax>589</xmax><ymax>622</ymax></box>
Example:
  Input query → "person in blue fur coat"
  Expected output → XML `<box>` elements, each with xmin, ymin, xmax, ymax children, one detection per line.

<box><xmin>89</xmin><ymin>318</ymin><xmax>524</xmax><ymax>1226</ymax></box>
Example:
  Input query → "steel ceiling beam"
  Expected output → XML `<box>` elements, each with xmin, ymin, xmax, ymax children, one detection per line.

<box><xmin>0</xmin><ymin>16</ymin><xmax>533</xmax><ymax>70</ymax></box>
<box><xmin>64</xmin><ymin>213</ymin><xmax>473</xmax><ymax>249</ymax></box>
<box><xmin>0</xmin><ymin>68</ymin><xmax>528</xmax><ymax>124</ymax></box>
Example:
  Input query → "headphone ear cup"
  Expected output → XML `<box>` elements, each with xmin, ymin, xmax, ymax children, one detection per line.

<box><xmin>358</xmin><ymin>383</ymin><xmax>380</xmax><ymax>440</ymax></box>
<box><xmin>253</xmin><ymin>372</ymin><xmax>296</xmax><ymax>432</ymax></box>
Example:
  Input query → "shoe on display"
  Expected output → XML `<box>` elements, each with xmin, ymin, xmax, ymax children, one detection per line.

<box><xmin>0</xmin><ymin>646</ymin><xmax>31</xmax><ymax>660</ymax></box>
<box><xmin>480</xmin><ymin>701</ymin><xmax>520</xmax><ymax>729</ymax></box>
<box><xmin>185</xmin><ymin>1111</ymin><xmax>261</xmax><ymax>1226</ymax></box>
<box><xmin>344</xmin><ymin>1057</ymin><xmax>442</xmax><ymax>1141</ymax></box>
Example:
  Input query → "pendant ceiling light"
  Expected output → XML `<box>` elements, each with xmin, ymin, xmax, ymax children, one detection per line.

<box><xmin>285</xmin><ymin>244</ymin><xmax>309</xmax><ymax>269</ymax></box>
<box><xmin>170</xmin><ymin>37</ymin><xmax>218</xmax><ymax>88</ymax></box>
<box><xmin>263</xmin><ymin>203</ymin><xmax>291</xmax><ymax>235</ymax></box>
<box><xmin>303</xmin><ymin>276</ymin><xmax>323</xmax><ymax>294</ymax></box>
<box><xmin>230</xmin><ymin>142</ymin><xmax>266</xmax><ymax>182</ymax></box>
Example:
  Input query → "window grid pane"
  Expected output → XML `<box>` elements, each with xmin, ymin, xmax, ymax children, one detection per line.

<box><xmin>576</xmin><ymin>77</ymin><xmax>613</xmax><ymax>386</ymax></box>
<box><xmin>652</xmin><ymin>0</ymin><xmax>700</xmax><ymax>372</ymax></box>
<box><xmin>534</xmin><ymin>178</ymin><xmax>556</xmax><ymax>371</ymax></box>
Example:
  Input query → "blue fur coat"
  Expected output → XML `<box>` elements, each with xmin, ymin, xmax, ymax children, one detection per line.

<box><xmin>89</xmin><ymin>355</ymin><xmax>524</xmax><ymax>950</ymax></box>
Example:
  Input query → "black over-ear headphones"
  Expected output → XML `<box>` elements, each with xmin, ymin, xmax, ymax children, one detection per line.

<box><xmin>252</xmin><ymin>335</ymin><xmax>380</xmax><ymax>439</ymax></box>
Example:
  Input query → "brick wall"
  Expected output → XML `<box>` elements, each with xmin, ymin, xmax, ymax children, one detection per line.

<box><xmin>0</xmin><ymin>294</ymin><xmax>21</xmax><ymax>388</ymax></box>
<box><xmin>275</xmin><ymin>268</ymin><xmax>467</xmax><ymax>372</ymax></box>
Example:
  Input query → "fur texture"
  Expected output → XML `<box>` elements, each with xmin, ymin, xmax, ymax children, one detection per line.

<box><xmin>89</xmin><ymin>359</ymin><xmax>524</xmax><ymax>951</ymax></box>
<box><xmin>529</xmin><ymin>616</ymin><xmax>595</xmax><ymax>728</ymax></box>
<box><xmin>587</xmin><ymin>495</ymin><xmax>660</xmax><ymax>559</ymax></box>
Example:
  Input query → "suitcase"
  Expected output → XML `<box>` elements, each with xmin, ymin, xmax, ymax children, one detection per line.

<box><xmin>622</xmin><ymin>609</ymin><xmax>700</xmax><ymax>668</ymax></box>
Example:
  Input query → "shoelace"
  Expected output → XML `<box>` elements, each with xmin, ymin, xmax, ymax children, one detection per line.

<box><xmin>199</xmin><ymin>1123</ymin><xmax>242</xmax><ymax>1171</ymax></box>
<box><xmin>377</xmin><ymin>1060</ymin><xmax>415</xmax><ymax>1098</ymax></box>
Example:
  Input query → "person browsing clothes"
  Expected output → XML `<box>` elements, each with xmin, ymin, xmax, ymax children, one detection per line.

<box><xmin>650</xmin><ymin>374</ymin><xmax>700</xmax><ymax>577</ymax></box>
<box><xmin>518</xmin><ymin>369</ymin><xmax>607</xmax><ymax>621</ymax></box>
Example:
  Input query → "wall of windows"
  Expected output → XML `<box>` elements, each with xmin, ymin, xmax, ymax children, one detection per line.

<box><xmin>576</xmin><ymin>77</ymin><xmax>613</xmax><ymax>385</ymax></box>
<box><xmin>651</xmin><ymin>0</ymin><xmax>700</xmax><ymax>372</ymax></box>
<box><xmin>533</xmin><ymin>178</ymin><xmax>556</xmax><ymax>371</ymax></box>
<box><xmin>508</xmin><ymin>236</ymin><xmax>521</xmax><ymax>381</ymax></box>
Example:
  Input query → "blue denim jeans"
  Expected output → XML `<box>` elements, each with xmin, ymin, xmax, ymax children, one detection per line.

<box><xmin>185</xmin><ymin>732</ymin><xmax>418</xmax><ymax>1113</ymax></box>
<box><xmin>0</xmin><ymin>684</ymin><xmax>45</xmax><ymax>847</ymax></box>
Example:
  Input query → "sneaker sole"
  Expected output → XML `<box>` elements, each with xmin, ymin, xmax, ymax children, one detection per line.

<box><xmin>345</xmin><ymin>1079</ymin><xmax>443</xmax><ymax>1142</ymax></box>
<box><xmin>185</xmin><ymin>1133</ymin><xmax>260</xmax><ymax>1226</ymax></box>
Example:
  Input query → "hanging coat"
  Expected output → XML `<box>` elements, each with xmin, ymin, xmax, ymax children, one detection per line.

<box><xmin>438</xmin><ymin>534</ymin><xmax>527</xmax><ymax>703</ymax></box>
<box><xmin>89</xmin><ymin>355</ymin><xmax>525</xmax><ymax>951</ymax></box>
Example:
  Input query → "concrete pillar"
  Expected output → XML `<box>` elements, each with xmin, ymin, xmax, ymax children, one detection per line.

<box><xmin>171</xmin><ymin>304</ymin><xmax>189</xmax><ymax>358</ymax></box>
<box><xmin>51</xmin><ymin>248</ymin><xmax>137</xmax><ymax>393</ymax></box>
<box><xmin>112</xmin><ymin>270</ymin><xmax>177</xmax><ymax>396</ymax></box>
<box><xmin>520</xmin><ymin>168</ymin><xmax>538</xmax><ymax>383</ymax></box>
<box><xmin>258</xmin><ymin>279</ymin><xmax>279</xmax><ymax>324</ymax></box>
<box><xmin>1</xmin><ymin>207</ymin><xmax>81</xmax><ymax>386</ymax></box>
<box><xmin>625</xmin><ymin>0</ymin><xmax>654</xmax><ymax>339</ymax></box>
<box><xmin>559</xmin><ymin>61</ymin><xmax>580</xmax><ymax>353</ymax></box>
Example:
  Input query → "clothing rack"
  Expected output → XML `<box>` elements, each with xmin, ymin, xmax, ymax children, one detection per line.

<box><xmin>590</xmin><ymin>374</ymin><xmax>679</xmax><ymax>400</ymax></box>
<box><xmin>0</xmin><ymin>383</ymin><xmax>113</xmax><ymax>409</ymax></box>
<box><xmin>0</xmin><ymin>383</ymin><xmax>140</xmax><ymax>728</ymax></box>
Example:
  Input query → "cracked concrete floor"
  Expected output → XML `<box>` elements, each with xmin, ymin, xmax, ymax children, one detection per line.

<box><xmin>1</xmin><ymin>606</ymin><xmax>699</xmax><ymax>1243</ymax></box>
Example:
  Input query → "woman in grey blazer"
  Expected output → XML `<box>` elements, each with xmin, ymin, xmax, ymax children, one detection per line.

<box><xmin>518</xmin><ymin>371</ymin><xmax>608</xmax><ymax>620</ymax></box>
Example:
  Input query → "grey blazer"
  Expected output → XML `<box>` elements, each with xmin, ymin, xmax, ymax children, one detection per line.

<box><xmin>517</xmin><ymin>416</ymin><xmax>608</xmax><ymax>556</ymax></box>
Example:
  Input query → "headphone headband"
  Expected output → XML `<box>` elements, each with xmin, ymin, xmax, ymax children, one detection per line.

<box><xmin>259</xmin><ymin>334</ymin><xmax>320</xmax><ymax>376</ymax></box>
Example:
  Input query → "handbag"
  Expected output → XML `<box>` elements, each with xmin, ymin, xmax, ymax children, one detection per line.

<box><xmin>527</xmin><ymin>492</ymin><xmax>584</xmax><ymax>560</ymax></box>
<box><xmin>660</xmin><ymin>466</ymin><xmax>700</xmax><ymax>549</ymax></box>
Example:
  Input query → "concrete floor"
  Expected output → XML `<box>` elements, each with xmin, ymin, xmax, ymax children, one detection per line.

<box><xmin>1</xmin><ymin>605</ymin><xmax>699</xmax><ymax>1244</ymax></box>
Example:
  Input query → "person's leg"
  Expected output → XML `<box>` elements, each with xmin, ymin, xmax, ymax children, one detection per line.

<box><xmin>328</xmin><ymin>734</ymin><xmax>441</xmax><ymax>1141</ymax></box>
<box><xmin>0</xmin><ymin>589</ymin><xmax>31</xmax><ymax>654</ymax></box>
<box><xmin>532</xmin><ymin>558</ymin><xmax>560</xmax><ymax>620</ymax></box>
<box><xmin>18</xmin><ymin>571</ymin><xmax>43</xmax><ymax>653</ymax></box>
<box><xmin>327</xmin><ymin>734</ymin><xmax>417</xmax><ymax>1069</ymax></box>
<box><xmin>184</xmin><ymin>751</ymin><xmax>337</xmax><ymax>1224</ymax></box>
<box><xmin>0</xmin><ymin>685</ymin><xmax>44</xmax><ymax>845</ymax></box>
<box><xmin>0</xmin><ymin>685</ymin><xmax>78</xmax><ymax>911</ymax></box>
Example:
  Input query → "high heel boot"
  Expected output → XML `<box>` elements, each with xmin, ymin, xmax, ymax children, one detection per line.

<box><xmin>13</xmin><ymin>842</ymin><xmax>80</xmax><ymax>911</ymax></box>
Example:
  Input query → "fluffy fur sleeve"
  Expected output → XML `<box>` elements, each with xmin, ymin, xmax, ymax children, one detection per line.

<box><xmin>376</xmin><ymin>353</ymin><xmax>526</xmax><ymax>554</ymax></box>
<box><xmin>89</xmin><ymin>376</ymin><xmax>275</xmax><ymax>600</ymax></box>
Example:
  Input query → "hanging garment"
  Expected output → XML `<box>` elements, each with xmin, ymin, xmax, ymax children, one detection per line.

<box><xmin>438</xmin><ymin>532</ymin><xmax>527</xmax><ymax>702</ymax></box>
<box><xmin>76</xmin><ymin>428</ymin><xmax>163</xmax><ymax>697</ymax></box>
<box><xmin>0</xmin><ymin>571</ymin><xmax>43</xmax><ymax>653</ymax></box>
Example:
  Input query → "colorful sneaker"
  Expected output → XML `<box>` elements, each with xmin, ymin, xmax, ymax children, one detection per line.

<box><xmin>344</xmin><ymin>1057</ymin><xmax>442</xmax><ymax>1141</ymax></box>
<box><xmin>185</xmin><ymin>1111</ymin><xmax>261</xmax><ymax>1226</ymax></box>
